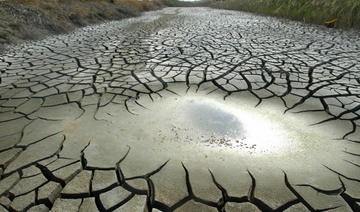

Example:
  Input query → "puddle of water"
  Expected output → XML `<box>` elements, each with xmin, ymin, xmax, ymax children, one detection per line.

<box><xmin>151</xmin><ymin>95</ymin><xmax>297</xmax><ymax>153</ymax></box>
<box><xmin>181</xmin><ymin>99</ymin><xmax>245</xmax><ymax>139</ymax></box>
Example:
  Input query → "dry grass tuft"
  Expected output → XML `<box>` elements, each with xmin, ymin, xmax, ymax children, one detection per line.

<box><xmin>211</xmin><ymin>0</ymin><xmax>360</xmax><ymax>29</ymax></box>
<box><xmin>114</xmin><ymin>0</ymin><xmax>163</xmax><ymax>12</ymax></box>
<box><xmin>0</xmin><ymin>0</ymin><xmax>163</xmax><ymax>49</ymax></box>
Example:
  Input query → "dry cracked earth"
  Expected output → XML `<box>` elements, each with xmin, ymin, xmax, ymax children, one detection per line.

<box><xmin>0</xmin><ymin>7</ymin><xmax>360</xmax><ymax>212</ymax></box>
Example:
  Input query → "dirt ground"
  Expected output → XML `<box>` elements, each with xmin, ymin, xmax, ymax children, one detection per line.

<box><xmin>0</xmin><ymin>0</ymin><xmax>163</xmax><ymax>51</ymax></box>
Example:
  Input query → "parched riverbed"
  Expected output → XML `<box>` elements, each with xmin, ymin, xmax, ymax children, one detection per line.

<box><xmin>0</xmin><ymin>7</ymin><xmax>359</xmax><ymax>212</ymax></box>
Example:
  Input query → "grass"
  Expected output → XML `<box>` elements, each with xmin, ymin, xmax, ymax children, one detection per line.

<box><xmin>0</xmin><ymin>0</ymin><xmax>164</xmax><ymax>49</ymax></box>
<box><xmin>161</xmin><ymin>0</ymin><xmax>210</xmax><ymax>7</ymax></box>
<box><xmin>11</xmin><ymin>0</ymin><xmax>162</xmax><ymax>12</ymax></box>
<box><xmin>10</xmin><ymin>0</ymin><xmax>163</xmax><ymax>19</ymax></box>
<box><xmin>211</xmin><ymin>0</ymin><xmax>360</xmax><ymax>28</ymax></box>
<box><xmin>116</xmin><ymin>0</ymin><xmax>164</xmax><ymax>11</ymax></box>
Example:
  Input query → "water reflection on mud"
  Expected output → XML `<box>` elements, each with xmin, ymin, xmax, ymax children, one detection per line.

<box><xmin>182</xmin><ymin>99</ymin><xmax>245</xmax><ymax>139</ymax></box>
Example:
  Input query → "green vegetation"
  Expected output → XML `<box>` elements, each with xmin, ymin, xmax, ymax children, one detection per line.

<box><xmin>211</xmin><ymin>0</ymin><xmax>360</xmax><ymax>28</ymax></box>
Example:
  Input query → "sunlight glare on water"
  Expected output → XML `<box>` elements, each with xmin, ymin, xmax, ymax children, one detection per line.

<box><xmin>166</xmin><ymin>96</ymin><xmax>294</xmax><ymax>153</ymax></box>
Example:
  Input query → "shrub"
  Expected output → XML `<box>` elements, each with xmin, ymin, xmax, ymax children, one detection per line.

<box><xmin>211</xmin><ymin>0</ymin><xmax>360</xmax><ymax>28</ymax></box>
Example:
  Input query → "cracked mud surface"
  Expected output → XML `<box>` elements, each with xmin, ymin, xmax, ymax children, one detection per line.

<box><xmin>0</xmin><ymin>7</ymin><xmax>360</xmax><ymax>212</ymax></box>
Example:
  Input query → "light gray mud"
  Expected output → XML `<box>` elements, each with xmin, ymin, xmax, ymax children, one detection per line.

<box><xmin>0</xmin><ymin>7</ymin><xmax>359</xmax><ymax>212</ymax></box>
